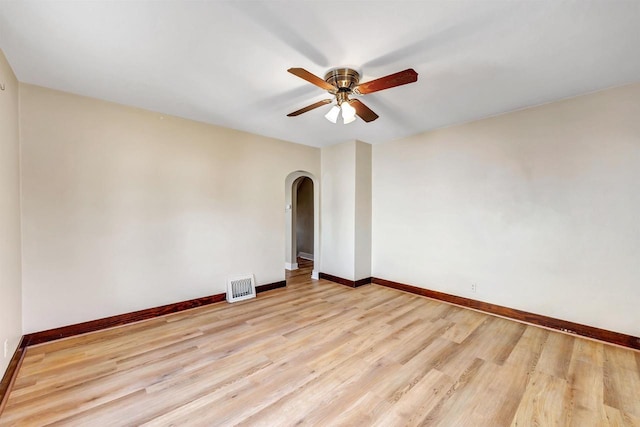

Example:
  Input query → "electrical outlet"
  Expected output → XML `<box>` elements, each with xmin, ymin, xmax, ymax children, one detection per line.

<box><xmin>471</xmin><ymin>284</ymin><xmax>477</xmax><ymax>293</ymax></box>
<box><xmin>3</xmin><ymin>339</ymin><xmax>7</xmax><ymax>358</ymax></box>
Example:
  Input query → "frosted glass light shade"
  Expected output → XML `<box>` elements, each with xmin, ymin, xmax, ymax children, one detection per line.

<box><xmin>341</xmin><ymin>102</ymin><xmax>356</xmax><ymax>124</ymax></box>
<box><xmin>324</xmin><ymin>105</ymin><xmax>340</xmax><ymax>123</ymax></box>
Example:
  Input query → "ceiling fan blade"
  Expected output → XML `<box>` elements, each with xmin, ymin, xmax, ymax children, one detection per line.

<box><xmin>348</xmin><ymin>99</ymin><xmax>379</xmax><ymax>122</ymax></box>
<box><xmin>353</xmin><ymin>68</ymin><xmax>418</xmax><ymax>95</ymax></box>
<box><xmin>287</xmin><ymin>99</ymin><xmax>333</xmax><ymax>117</ymax></box>
<box><xmin>288</xmin><ymin>68</ymin><xmax>337</xmax><ymax>92</ymax></box>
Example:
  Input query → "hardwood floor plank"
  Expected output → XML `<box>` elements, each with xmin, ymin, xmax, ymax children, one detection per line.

<box><xmin>294</xmin><ymin>356</ymin><xmax>402</xmax><ymax>426</ymax></box>
<box><xmin>441</xmin><ymin>307</ymin><xmax>487</xmax><ymax>343</ymax></box>
<box><xmin>386</xmin><ymin>298</ymin><xmax>446</xmax><ymax>326</ymax></box>
<box><xmin>1</xmin><ymin>259</ymin><xmax>639</xmax><ymax>426</ymax></box>
<box><xmin>379</xmin><ymin>337</ymin><xmax>455</xmax><ymax>404</ymax></box>
<box><xmin>567</xmin><ymin>358</ymin><xmax>609</xmax><ymax>427</ymax></box>
<box><xmin>604</xmin><ymin>345</ymin><xmax>640</xmax><ymax>418</ymax></box>
<box><xmin>331</xmin><ymin>391</ymin><xmax>392</xmax><ymax>426</ymax></box>
<box><xmin>536</xmin><ymin>331</ymin><xmax>576</xmax><ymax>380</ymax></box>
<box><xmin>421</xmin><ymin>358</ymin><xmax>486</xmax><ymax>426</ymax></box>
<box><xmin>510</xmin><ymin>370</ymin><xmax>571</xmax><ymax>426</ymax></box>
<box><xmin>469</xmin><ymin>327</ymin><xmax>552</xmax><ymax>425</ymax></box>
<box><xmin>391</xmin><ymin>318</ymin><xmax>453</xmax><ymax>365</ymax></box>
<box><xmin>372</xmin><ymin>368</ymin><xmax>452</xmax><ymax>427</ymax></box>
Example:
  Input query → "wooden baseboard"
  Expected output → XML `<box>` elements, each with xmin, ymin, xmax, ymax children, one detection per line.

<box><xmin>256</xmin><ymin>280</ymin><xmax>286</xmax><ymax>293</ymax></box>
<box><xmin>372</xmin><ymin>277</ymin><xmax>640</xmax><ymax>351</ymax></box>
<box><xmin>0</xmin><ymin>337</ymin><xmax>26</xmax><ymax>414</ymax></box>
<box><xmin>22</xmin><ymin>280</ymin><xmax>286</xmax><ymax>348</ymax></box>
<box><xmin>320</xmin><ymin>273</ymin><xmax>371</xmax><ymax>288</ymax></box>
<box><xmin>354</xmin><ymin>277</ymin><xmax>373</xmax><ymax>288</ymax></box>
<box><xmin>22</xmin><ymin>293</ymin><xmax>226</xmax><ymax>348</ymax></box>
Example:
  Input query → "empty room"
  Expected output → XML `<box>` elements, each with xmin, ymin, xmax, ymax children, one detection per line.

<box><xmin>1</xmin><ymin>1</ymin><xmax>639</xmax><ymax>425</ymax></box>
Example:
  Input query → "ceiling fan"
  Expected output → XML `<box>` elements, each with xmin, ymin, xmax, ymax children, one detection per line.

<box><xmin>287</xmin><ymin>67</ymin><xmax>418</xmax><ymax>124</ymax></box>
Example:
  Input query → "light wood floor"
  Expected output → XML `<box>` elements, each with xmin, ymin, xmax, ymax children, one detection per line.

<box><xmin>1</xmin><ymin>259</ymin><xmax>639</xmax><ymax>426</ymax></box>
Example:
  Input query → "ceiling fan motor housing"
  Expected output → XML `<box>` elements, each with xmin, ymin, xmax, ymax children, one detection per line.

<box><xmin>325</xmin><ymin>68</ymin><xmax>360</xmax><ymax>92</ymax></box>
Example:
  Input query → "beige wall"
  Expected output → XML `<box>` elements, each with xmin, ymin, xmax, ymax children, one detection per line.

<box><xmin>372</xmin><ymin>82</ymin><xmax>640</xmax><ymax>337</ymax></box>
<box><xmin>0</xmin><ymin>50</ymin><xmax>22</xmax><ymax>375</ymax></box>
<box><xmin>354</xmin><ymin>141</ymin><xmax>372</xmax><ymax>280</ymax></box>
<box><xmin>19</xmin><ymin>84</ymin><xmax>319</xmax><ymax>333</ymax></box>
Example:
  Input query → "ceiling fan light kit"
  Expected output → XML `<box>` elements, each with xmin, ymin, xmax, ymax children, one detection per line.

<box><xmin>341</xmin><ymin>102</ymin><xmax>356</xmax><ymax>124</ymax></box>
<box><xmin>287</xmin><ymin>67</ymin><xmax>418</xmax><ymax>124</ymax></box>
<box><xmin>324</xmin><ymin>105</ymin><xmax>341</xmax><ymax>123</ymax></box>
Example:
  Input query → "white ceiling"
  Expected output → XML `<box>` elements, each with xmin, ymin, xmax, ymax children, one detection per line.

<box><xmin>1</xmin><ymin>1</ymin><xmax>639</xmax><ymax>148</ymax></box>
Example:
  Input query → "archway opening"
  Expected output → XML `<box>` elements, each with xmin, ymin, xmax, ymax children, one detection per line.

<box><xmin>294</xmin><ymin>177</ymin><xmax>314</xmax><ymax>265</ymax></box>
<box><xmin>285</xmin><ymin>171</ymin><xmax>319</xmax><ymax>280</ymax></box>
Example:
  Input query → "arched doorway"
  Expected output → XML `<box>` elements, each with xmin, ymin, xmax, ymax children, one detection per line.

<box><xmin>294</xmin><ymin>177</ymin><xmax>314</xmax><ymax>263</ymax></box>
<box><xmin>285</xmin><ymin>171</ymin><xmax>320</xmax><ymax>279</ymax></box>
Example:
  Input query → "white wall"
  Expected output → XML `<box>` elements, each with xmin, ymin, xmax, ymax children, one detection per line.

<box><xmin>321</xmin><ymin>141</ymin><xmax>356</xmax><ymax>280</ymax></box>
<box><xmin>320</xmin><ymin>140</ymin><xmax>372</xmax><ymax>281</ymax></box>
<box><xmin>19</xmin><ymin>84</ymin><xmax>319</xmax><ymax>333</ymax></box>
<box><xmin>372</xmin><ymin>82</ymin><xmax>640</xmax><ymax>337</ymax></box>
<box><xmin>0</xmin><ymin>49</ymin><xmax>22</xmax><ymax>375</ymax></box>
